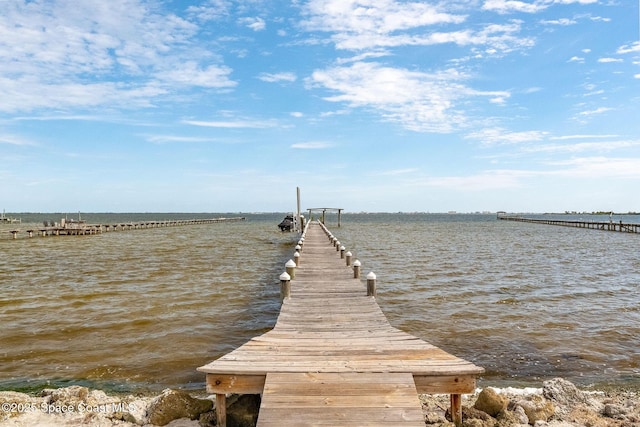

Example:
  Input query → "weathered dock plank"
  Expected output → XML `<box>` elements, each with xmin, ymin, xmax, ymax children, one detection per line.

<box><xmin>257</xmin><ymin>372</ymin><xmax>424</xmax><ymax>426</ymax></box>
<box><xmin>198</xmin><ymin>221</ymin><xmax>484</xmax><ymax>427</ymax></box>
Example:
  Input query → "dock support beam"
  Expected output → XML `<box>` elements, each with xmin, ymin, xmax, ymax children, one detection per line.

<box><xmin>451</xmin><ymin>394</ymin><xmax>462</xmax><ymax>426</ymax></box>
<box><xmin>216</xmin><ymin>394</ymin><xmax>226</xmax><ymax>427</ymax></box>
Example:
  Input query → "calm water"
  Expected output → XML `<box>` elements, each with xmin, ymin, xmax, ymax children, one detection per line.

<box><xmin>1</xmin><ymin>213</ymin><xmax>639</xmax><ymax>394</ymax></box>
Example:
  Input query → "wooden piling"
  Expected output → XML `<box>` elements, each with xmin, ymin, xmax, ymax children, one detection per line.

<box><xmin>366</xmin><ymin>271</ymin><xmax>377</xmax><ymax>297</ymax></box>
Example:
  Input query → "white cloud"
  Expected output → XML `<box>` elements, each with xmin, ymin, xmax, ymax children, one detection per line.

<box><xmin>302</xmin><ymin>0</ymin><xmax>466</xmax><ymax>35</ymax></box>
<box><xmin>465</xmin><ymin>128</ymin><xmax>548</xmax><ymax>144</ymax></box>
<box><xmin>550</xmin><ymin>134</ymin><xmax>620</xmax><ymax>140</ymax></box>
<box><xmin>291</xmin><ymin>142</ymin><xmax>333</xmax><ymax>149</ymax></box>
<box><xmin>290</xmin><ymin>112</ymin><xmax>304</xmax><ymax>118</ymax></box>
<box><xmin>597</xmin><ymin>57</ymin><xmax>623</xmax><ymax>63</ymax></box>
<box><xmin>483</xmin><ymin>0</ymin><xmax>597</xmax><ymax>14</ymax></box>
<box><xmin>617</xmin><ymin>42</ymin><xmax>640</xmax><ymax>54</ymax></box>
<box><xmin>568</xmin><ymin>56</ymin><xmax>584</xmax><ymax>63</ymax></box>
<box><xmin>157</xmin><ymin>62</ymin><xmax>236</xmax><ymax>88</ymax></box>
<box><xmin>239</xmin><ymin>17</ymin><xmax>266</xmax><ymax>31</ymax></box>
<box><xmin>377</xmin><ymin>168</ymin><xmax>419</xmax><ymax>176</ymax></box>
<box><xmin>145</xmin><ymin>135</ymin><xmax>224</xmax><ymax>144</ymax></box>
<box><xmin>183</xmin><ymin>119</ymin><xmax>277</xmax><ymax>128</ymax></box>
<box><xmin>0</xmin><ymin>133</ymin><xmax>35</xmax><ymax>146</ymax></box>
<box><xmin>0</xmin><ymin>0</ymin><xmax>233</xmax><ymax>113</ymax></box>
<box><xmin>302</xmin><ymin>1</ymin><xmax>531</xmax><ymax>54</ymax></box>
<box><xmin>187</xmin><ymin>0</ymin><xmax>231</xmax><ymax>22</ymax></box>
<box><xmin>548</xmin><ymin>157</ymin><xmax>640</xmax><ymax>178</ymax></box>
<box><xmin>424</xmin><ymin>170</ymin><xmax>528</xmax><ymax>191</ymax></box>
<box><xmin>482</xmin><ymin>0</ymin><xmax>548</xmax><ymax>14</ymax></box>
<box><xmin>577</xmin><ymin>107</ymin><xmax>613</xmax><ymax>117</ymax></box>
<box><xmin>540</xmin><ymin>18</ymin><xmax>576</xmax><ymax>25</ymax></box>
<box><xmin>309</xmin><ymin>62</ymin><xmax>510</xmax><ymax>132</ymax></box>
<box><xmin>258</xmin><ymin>72</ymin><xmax>298</xmax><ymax>83</ymax></box>
<box><xmin>523</xmin><ymin>140</ymin><xmax>639</xmax><ymax>154</ymax></box>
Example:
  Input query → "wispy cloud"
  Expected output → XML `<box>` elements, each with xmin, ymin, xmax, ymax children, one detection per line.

<box><xmin>309</xmin><ymin>62</ymin><xmax>509</xmax><ymax>133</ymax></box>
<box><xmin>0</xmin><ymin>133</ymin><xmax>36</xmax><ymax>146</ymax></box>
<box><xmin>465</xmin><ymin>128</ymin><xmax>548</xmax><ymax>144</ymax></box>
<box><xmin>183</xmin><ymin>119</ymin><xmax>278</xmax><ymax>128</ymax></box>
<box><xmin>239</xmin><ymin>17</ymin><xmax>266</xmax><ymax>31</ymax></box>
<box><xmin>144</xmin><ymin>135</ymin><xmax>226</xmax><ymax>144</ymax></box>
<box><xmin>258</xmin><ymin>72</ymin><xmax>297</xmax><ymax>83</ymax></box>
<box><xmin>577</xmin><ymin>107</ymin><xmax>613</xmax><ymax>117</ymax></box>
<box><xmin>0</xmin><ymin>0</ymin><xmax>233</xmax><ymax>113</ymax></box>
<box><xmin>291</xmin><ymin>142</ymin><xmax>333</xmax><ymax>149</ymax></box>
<box><xmin>377</xmin><ymin>168</ymin><xmax>419</xmax><ymax>176</ymax></box>
<box><xmin>598</xmin><ymin>57</ymin><xmax>623</xmax><ymax>63</ymax></box>
<box><xmin>617</xmin><ymin>41</ymin><xmax>640</xmax><ymax>54</ymax></box>
<box><xmin>482</xmin><ymin>0</ymin><xmax>548</xmax><ymax>14</ymax></box>
<box><xmin>548</xmin><ymin>157</ymin><xmax>640</xmax><ymax>178</ymax></box>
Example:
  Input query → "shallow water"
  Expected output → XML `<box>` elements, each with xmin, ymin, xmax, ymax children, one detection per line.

<box><xmin>1</xmin><ymin>213</ymin><xmax>638</xmax><ymax>393</ymax></box>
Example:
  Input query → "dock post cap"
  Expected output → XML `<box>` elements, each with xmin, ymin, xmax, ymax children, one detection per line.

<box><xmin>279</xmin><ymin>272</ymin><xmax>291</xmax><ymax>281</ymax></box>
<box><xmin>295</xmin><ymin>244</ymin><xmax>302</xmax><ymax>251</ymax></box>
<box><xmin>285</xmin><ymin>259</ymin><xmax>296</xmax><ymax>268</ymax></box>
<box><xmin>367</xmin><ymin>272</ymin><xmax>376</xmax><ymax>280</ymax></box>
<box><xmin>353</xmin><ymin>259</ymin><xmax>361</xmax><ymax>267</ymax></box>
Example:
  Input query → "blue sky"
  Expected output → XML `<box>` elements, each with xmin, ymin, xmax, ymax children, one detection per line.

<box><xmin>1</xmin><ymin>0</ymin><xmax>639</xmax><ymax>213</ymax></box>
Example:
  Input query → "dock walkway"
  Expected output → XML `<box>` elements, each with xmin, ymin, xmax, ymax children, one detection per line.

<box><xmin>198</xmin><ymin>221</ymin><xmax>483</xmax><ymax>426</ymax></box>
<box><xmin>5</xmin><ymin>217</ymin><xmax>245</xmax><ymax>239</ymax></box>
<box><xmin>498</xmin><ymin>215</ymin><xmax>640</xmax><ymax>234</ymax></box>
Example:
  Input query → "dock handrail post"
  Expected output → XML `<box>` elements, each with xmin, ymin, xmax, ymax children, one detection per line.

<box><xmin>353</xmin><ymin>260</ymin><xmax>361</xmax><ymax>278</ymax></box>
<box><xmin>366</xmin><ymin>272</ymin><xmax>376</xmax><ymax>297</ymax></box>
<box><xmin>340</xmin><ymin>246</ymin><xmax>345</xmax><ymax>258</ymax></box>
<box><xmin>285</xmin><ymin>259</ymin><xmax>296</xmax><ymax>280</ymax></box>
<box><xmin>294</xmin><ymin>251</ymin><xmax>301</xmax><ymax>266</ymax></box>
<box><xmin>345</xmin><ymin>251</ymin><xmax>352</xmax><ymax>266</ymax></box>
<box><xmin>280</xmin><ymin>272</ymin><xmax>291</xmax><ymax>300</ymax></box>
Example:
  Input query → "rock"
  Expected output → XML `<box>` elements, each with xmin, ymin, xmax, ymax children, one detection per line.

<box><xmin>513</xmin><ymin>394</ymin><xmax>555</xmax><ymax>425</ymax></box>
<box><xmin>227</xmin><ymin>394</ymin><xmax>261</xmax><ymax>427</ymax></box>
<box><xmin>474</xmin><ymin>388</ymin><xmax>508</xmax><ymax>417</ymax></box>
<box><xmin>603</xmin><ymin>403</ymin><xmax>627</xmax><ymax>419</ymax></box>
<box><xmin>497</xmin><ymin>404</ymin><xmax>529</xmax><ymax>426</ymax></box>
<box><xmin>0</xmin><ymin>391</ymin><xmax>32</xmax><ymax>421</ymax></box>
<box><xmin>43</xmin><ymin>385</ymin><xmax>89</xmax><ymax>406</ymax></box>
<box><xmin>146</xmin><ymin>389</ymin><xmax>213</xmax><ymax>426</ymax></box>
<box><xmin>542</xmin><ymin>378</ymin><xmax>602</xmax><ymax>416</ymax></box>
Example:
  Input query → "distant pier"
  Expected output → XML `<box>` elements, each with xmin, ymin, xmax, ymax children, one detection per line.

<box><xmin>6</xmin><ymin>217</ymin><xmax>245</xmax><ymax>240</ymax></box>
<box><xmin>498</xmin><ymin>215</ymin><xmax>640</xmax><ymax>234</ymax></box>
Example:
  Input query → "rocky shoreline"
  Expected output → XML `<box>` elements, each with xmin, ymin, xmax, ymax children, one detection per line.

<box><xmin>0</xmin><ymin>378</ymin><xmax>638</xmax><ymax>426</ymax></box>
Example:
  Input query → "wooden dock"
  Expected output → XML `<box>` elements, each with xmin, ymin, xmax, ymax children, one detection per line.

<box><xmin>5</xmin><ymin>217</ymin><xmax>245</xmax><ymax>239</ymax></box>
<box><xmin>498</xmin><ymin>215</ymin><xmax>640</xmax><ymax>234</ymax></box>
<box><xmin>198</xmin><ymin>220</ymin><xmax>484</xmax><ymax>426</ymax></box>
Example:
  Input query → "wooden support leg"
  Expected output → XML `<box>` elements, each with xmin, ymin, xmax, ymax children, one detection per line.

<box><xmin>450</xmin><ymin>394</ymin><xmax>462</xmax><ymax>427</ymax></box>
<box><xmin>216</xmin><ymin>393</ymin><xmax>226</xmax><ymax>427</ymax></box>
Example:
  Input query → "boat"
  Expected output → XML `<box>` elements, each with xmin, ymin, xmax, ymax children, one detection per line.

<box><xmin>278</xmin><ymin>215</ymin><xmax>295</xmax><ymax>232</ymax></box>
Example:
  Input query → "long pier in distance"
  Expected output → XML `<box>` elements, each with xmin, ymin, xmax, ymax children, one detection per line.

<box><xmin>198</xmin><ymin>220</ymin><xmax>484</xmax><ymax>427</ymax></box>
<box><xmin>497</xmin><ymin>213</ymin><xmax>640</xmax><ymax>234</ymax></box>
<box><xmin>4</xmin><ymin>217</ymin><xmax>245</xmax><ymax>239</ymax></box>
